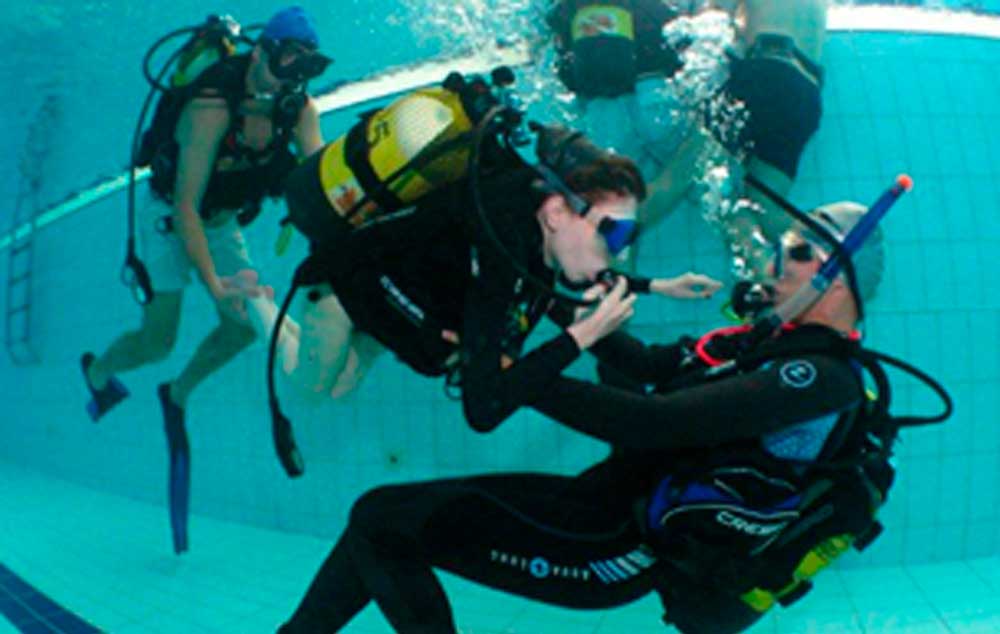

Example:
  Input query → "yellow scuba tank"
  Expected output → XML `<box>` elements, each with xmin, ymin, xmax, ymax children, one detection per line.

<box><xmin>171</xmin><ymin>23</ymin><xmax>240</xmax><ymax>88</ymax></box>
<box><xmin>317</xmin><ymin>84</ymin><xmax>477</xmax><ymax>229</ymax></box>
<box><xmin>739</xmin><ymin>533</ymin><xmax>855</xmax><ymax>613</ymax></box>
<box><xmin>571</xmin><ymin>1</ymin><xmax>635</xmax><ymax>43</ymax></box>
<box><xmin>137</xmin><ymin>15</ymin><xmax>245</xmax><ymax>170</ymax></box>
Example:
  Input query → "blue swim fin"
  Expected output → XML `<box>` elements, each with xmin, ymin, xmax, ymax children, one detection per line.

<box><xmin>158</xmin><ymin>383</ymin><xmax>190</xmax><ymax>555</ymax></box>
<box><xmin>81</xmin><ymin>352</ymin><xmax>129</xmax><ymax>422</ymax></box>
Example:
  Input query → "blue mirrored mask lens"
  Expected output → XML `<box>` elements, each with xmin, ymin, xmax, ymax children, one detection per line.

<box><xmin>598</xmin><ymin>217</ymin><xmax>639</xmax><ymax>256</ymax></box>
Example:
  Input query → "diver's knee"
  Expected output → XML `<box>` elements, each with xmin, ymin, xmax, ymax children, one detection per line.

<box><xmin>288</xmin><ymin>379</ymin><xmax>331</xmax><ymax>407</ymax></box>
<box><xmin>349</xmin><ymin>486</ymin><xmax>400</xmax><ymax>532</ymax></box>
<box><xmin>328</xmin><ymin>370</ymin><xmax>365</xmax><ymax>401</ymax></box>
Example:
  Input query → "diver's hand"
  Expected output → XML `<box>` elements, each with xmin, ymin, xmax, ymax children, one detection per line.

<box><xmin>567</xmin><ymin>276</ymin><xmax>635</xmax><ymax>350</ymax></box>
<box><xmin>651</xmin><ymin>272</ymin><xmax>723</xmax><ymax>300</ymax></box>
<box><xmin>212</xmin><ymin>274</ymin><xmax>262</xmax><ymax>323</ymax></box>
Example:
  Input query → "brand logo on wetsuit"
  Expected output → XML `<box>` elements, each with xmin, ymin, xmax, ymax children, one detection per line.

<box><xmin>587</xmin><ymin>546</ymin><xmax>658</xmax><ymax>585</ymax></box>
<box><xmin>716</xmin><ymin>511</ymin><xmax>786</xmax><ymax>536</ymax></box>
<box><xmin>529</xmin><ymin>557</ymin><xmax>550</xmax><ymax>578</ymax></box>
<box><xmin>490</xmin><ymin>550</ymin><xmax>591</xmax><ymax>582</ymax></box>
<box><xmin>490</xmin><ymin>547</ymin><xmax>659</xmax><ymax>585</ymax></box>
<box><xmin>379</xmin><ymin>275</ymin><xmax>425</xmax><ymax>325</ymax></box>
<box><xmin>779</xmin><ymin>360</ymin><xmax>817</xmax><ymax>389</ymax></box>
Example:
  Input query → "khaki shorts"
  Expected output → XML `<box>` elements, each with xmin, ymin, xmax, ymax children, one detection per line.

<box><xmin>138</xmin><ymin>192</ymin><xmax>252</xmax><ymax>293</ymax></box>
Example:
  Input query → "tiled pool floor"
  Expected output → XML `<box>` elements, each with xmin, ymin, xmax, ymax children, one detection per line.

<box><xmin>3</xmin><ymin>462</ymin><xmax>999</xmax><ymax>634</ymax></box>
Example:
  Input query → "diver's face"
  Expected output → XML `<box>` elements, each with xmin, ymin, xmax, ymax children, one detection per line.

<box><xmin>255</xmin><ymin>44</ymin><xmax>309</xmax><ymax>93</ymax></box>
<box><xmin>551</xmin><ymin>192</ymin><xmax>638</xmax><ymax>284</ymax></box>
<box><xmin>768</xmin><ymin>230</ymin><xmax>824</xmax><ymax>304</ymax></box>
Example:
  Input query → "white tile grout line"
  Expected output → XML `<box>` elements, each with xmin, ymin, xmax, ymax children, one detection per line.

<box><xmin>901</xmin><ymin>564</ymin><xmax>960</xmax><ymax>634</ymax></box>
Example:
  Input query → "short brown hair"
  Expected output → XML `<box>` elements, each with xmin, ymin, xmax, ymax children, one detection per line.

<box><xmin>564</xmin><ymin>154</ymin><xmax>646</xmax><ymax>204</ymax></box>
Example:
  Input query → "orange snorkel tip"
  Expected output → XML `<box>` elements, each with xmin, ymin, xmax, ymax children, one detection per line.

<box><xmin>896</xmin><ymin>174</ymin><xmax>914</xmax><ymax>192</ymax></box>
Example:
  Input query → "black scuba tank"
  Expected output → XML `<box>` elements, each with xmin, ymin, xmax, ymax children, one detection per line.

<box><xmin>565</xmin><ymin>0</ymin><xmax>638</xmax><ymax>97</ymax></box>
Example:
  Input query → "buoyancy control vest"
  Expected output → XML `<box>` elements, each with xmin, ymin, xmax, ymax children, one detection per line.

<box><xmin>642</xmin><ymin>326</ymin><xmax>949</xmax><ymax>617</ymax></box>
<box><xmin>136</xmin><ymin>30</ymin><xmax>303</xmax><ymax>222</ymax></box>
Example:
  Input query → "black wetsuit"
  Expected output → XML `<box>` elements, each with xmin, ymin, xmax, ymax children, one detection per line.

<box><xmin>549</xmin><ymin>0</ymin><xmax>684</xmax><ymax>98</ymax></box>
<box><xmin>710</xmin><ymin>34</ymin><xmax>824</xmax><ymax>179</ymax></box>
<box><xmin>285</xmin><ymin>162</ymin><xmax>627</xmax><ymax>422</ymax></box>
<box><xmin>278</xmin><ymin>325</ymin><xmax>865</xmax><ymax>634</ymax></box>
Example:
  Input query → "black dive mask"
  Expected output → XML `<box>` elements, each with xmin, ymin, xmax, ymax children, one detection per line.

<box><xmin>261</xmin><ymin>37</ymin><xmax>332</xmax><ymax>83</ymax></box>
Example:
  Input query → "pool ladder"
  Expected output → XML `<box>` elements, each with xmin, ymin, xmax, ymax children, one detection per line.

<box><xmin>5</xmin><ymin>96</ymin><xmax>58</xmax><ymax>366</ymax></box>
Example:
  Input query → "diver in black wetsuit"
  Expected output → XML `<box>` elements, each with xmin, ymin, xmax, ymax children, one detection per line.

<box><xmin>266</xmin><ymin>122</ymin><xmax>723</xmax><ymax>476</ymax></box>
<box><xmin>278</xmin><ymin>201</ymin><xmax>927</xmax><ymax>634</ymax></box>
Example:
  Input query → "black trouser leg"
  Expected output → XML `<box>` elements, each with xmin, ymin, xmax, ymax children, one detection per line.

<box><xmin>278</xmin><ymin>531</ymin><xmax>373</xmax><ymax>633</ymax></box>
<box><xmin>280</xmin><ymin>473</ymin><xmax>654</xmax><ymax>632</ymax></box>
<box><xmin>279</xmin><ymin>485</ymin><xmax>459</xmax><ymax>634</ymax></box>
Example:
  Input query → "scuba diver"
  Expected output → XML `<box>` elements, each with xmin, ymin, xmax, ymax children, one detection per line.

<box><xmin>254</xmin><ymin>69</ymin><xmax>722</xmax><ymax>477</ymax></box>
<box><xmin>277</xmin><ymin>180</ymin><xmax>952</xmax><ymax>634</ymax></box>
<box><xmin>79</xmin><ymin>6</ymin><xmax>330</xmax><ymax>554</ymax></box>
<box><xmin>642</xmin><ymin>0</ymin><xmax>829</xmax><ymax>270</ymax></box>
<box><xmin>546</xmin><ymin>0</ymin><xmax>692</xmax><ymax>182</ymax></box>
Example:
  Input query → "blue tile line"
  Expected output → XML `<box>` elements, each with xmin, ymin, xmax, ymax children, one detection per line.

<box><xmin>0</xmin><ymin>564</ymin><xmax>102</xmax><ymax>634</ymax></box>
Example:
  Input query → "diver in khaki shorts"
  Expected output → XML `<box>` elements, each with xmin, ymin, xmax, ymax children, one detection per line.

<box><xmin>80</xmin><ymin>6</ymin><xmax>329</xmax><ymax>554</ymax></box>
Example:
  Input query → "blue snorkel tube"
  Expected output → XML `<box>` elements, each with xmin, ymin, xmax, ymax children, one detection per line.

<box><xmin>739</xmin><ymin>173</ymin><xmax>952</xmax><ymax>429</ymax></box>
<box><xmin>749</xmin><ymin>174</ymin><xmax>913</xmax><ymax>343</ymax></box>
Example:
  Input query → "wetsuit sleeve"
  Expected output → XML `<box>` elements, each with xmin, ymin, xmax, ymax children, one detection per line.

<box><xmin>531</xmin><ymin>354</ymin><xmax>862</xmax><ymax>450</ymax></box>
<box><xmin>626</xmin><ymin>275</ymin><xmax>652</xmax><ymax>294</ymax></box>
<box><xmin>460</xmin><ymin>267</ymin><xmax>582</xmax><ymax>433</ymax></box>
<box><xmin>586</xmin><ymin>331</ymin><xmax>688</xmax><ymax>385</ymax></box>
<box><xmin>544</xmin><ymin>296</ymin><xmax>686</xmax><ymax>386</ymax></box>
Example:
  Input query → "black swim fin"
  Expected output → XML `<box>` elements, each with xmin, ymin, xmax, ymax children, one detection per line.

<box><xmin>158</xmin><ymin>383</ymin><xmax>190</xmax><ymax>555</ymax></box>
<box><xmin>81</xmin><ymin>352</ymin><xmax>129</xmax><ymax>422</ymax></box>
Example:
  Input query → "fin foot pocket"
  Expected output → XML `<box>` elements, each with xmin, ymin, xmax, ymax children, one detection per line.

<box><xmin>81</xmin><ymin>352</ymin><xmax>130</xmax><ymax>422</ymax></box>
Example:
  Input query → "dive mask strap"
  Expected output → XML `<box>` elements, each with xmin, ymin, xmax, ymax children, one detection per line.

<box><xmin>533</xmin><ymin>162</ymin><xmax>591</xmax><ymax>215</ymax></box>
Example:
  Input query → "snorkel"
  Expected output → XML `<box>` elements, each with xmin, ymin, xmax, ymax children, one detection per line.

<box><xmin>743</xmin><ymin>174</ymin><xmax>912</xmax><ymax>345</ymax></box>
<box><xmin>706</xmin><ymin>173</ymin><xmax>951</xmax><ymax>430</ymax></box>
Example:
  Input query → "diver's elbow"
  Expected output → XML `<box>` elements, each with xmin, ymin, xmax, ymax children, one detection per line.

<box><xmin>462</xmin><ymin>398</ymin><xmax>504</xmax><ymax>434</ymax></box>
